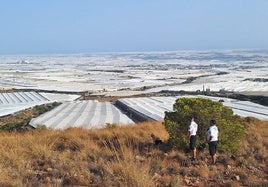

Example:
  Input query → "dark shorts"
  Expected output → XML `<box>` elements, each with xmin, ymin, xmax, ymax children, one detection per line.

<box><xmin>209</xmin><ymin>141</ymin><xmax>217</xmax><ymax>156</ymax></box>
<box><xmin>189</xmin><ymin>135</ymin><xmax>197</xmax><ymax>150</ymax></box>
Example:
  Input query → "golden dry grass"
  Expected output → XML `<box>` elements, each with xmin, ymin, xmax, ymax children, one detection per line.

<box><xmin>0</xmin><ymin>119</ymin><xmax>267</xmax><ymax>186</ymax></box>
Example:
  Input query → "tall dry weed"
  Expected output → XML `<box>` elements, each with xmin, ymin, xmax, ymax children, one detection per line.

<box><xmin>0</xmin><ymin>119</ymin><xmax>267</xmax><ymax>186</ymax></box>
<box><xmin>102</xmin><ymin>137</ymin><xmax>155</xmax><ymax>187</ymax></box>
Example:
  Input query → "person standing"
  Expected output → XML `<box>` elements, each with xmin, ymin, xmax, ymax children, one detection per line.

<box><xmin>206</xmin><ymin>119</ymin><xmax>219</xmax><ymax>164</ymax></box>
<box><xmin>188</xmin><ymin>116</ymin><xmax>198</xmax><ymax>160</ymax></box>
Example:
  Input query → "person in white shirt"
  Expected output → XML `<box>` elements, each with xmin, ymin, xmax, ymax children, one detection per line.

<box><xmin>188</xmin><ymin>116</ymin><xmax>198</xmax><ymax>160</ymax></box>
<box><xmin>206</xmin><ymin>119</ymin><xmax>219</xmax><ymax>164</ymax></box>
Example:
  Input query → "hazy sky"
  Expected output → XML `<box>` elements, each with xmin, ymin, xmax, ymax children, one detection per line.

<box><xmin>1</xmin><ymin>0</ymin><xmax>268</xmax><ymax>54</ymax></box>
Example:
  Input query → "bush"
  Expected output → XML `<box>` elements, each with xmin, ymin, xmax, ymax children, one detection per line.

<box><xmin>33</xmin><ymin>105</ymin><xmax>48</xmax><ymax>114</ymax></box>
<box><xmin>0</xmin><ymin>118</ymin><xmax>32</xmax><ymax>131</ymax></box>
<box><xmin>164</xmin><ymin>97</ymin><xmax>245</xmax><ymax>154</ymax></box>
<box><xmin>33</xmin><ymin>102</ymin><xmax>61</xmax><ymax>115</ymax></box>
<box><xmin>52</xmin><ymin>101</ymin><xmax>61</xmax><ymax>107</ymax></box>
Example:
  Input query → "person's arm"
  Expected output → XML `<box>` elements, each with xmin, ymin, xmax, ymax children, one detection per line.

<box><xmin>188</xmin><ymin>123</ymin><xmax>192</xmax><ymax>140</ymax></box>
<box><xmin>209</xmin><ymin>135</ymin><xmax>213</xmax><ymax>142</ymax></box>
<box><xmin>188</xmin><ymin>130</ymin><xmax>192</xmax><ymax>140</ymax></box>
<box><xmin>206</xmin><ymin>128</ymin><xmax>211</xmax><ymax>142</ymax></box>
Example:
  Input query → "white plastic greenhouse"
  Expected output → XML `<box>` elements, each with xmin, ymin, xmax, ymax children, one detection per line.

<box><xmin>29</xmin><ymin>100</ymin><xmax>134</xmax><ymax>129</ymax></box>
<box><xmin>0</xmin><ymin>92</ymin><xmax>49</xmax><ymax>117</ymax></box>
<box><xmin>117</xmin><ymin>96</ymin><xmax>268</xmax><ymax>121</ymax></box>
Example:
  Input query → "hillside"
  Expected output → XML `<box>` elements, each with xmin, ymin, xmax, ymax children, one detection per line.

<box><xmin>0</xmin><ymin>118</ymin><xmax>267</xmax><ymax>186</ymax></box>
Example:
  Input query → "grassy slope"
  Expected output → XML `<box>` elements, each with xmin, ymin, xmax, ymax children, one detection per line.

<box><xmin>0</xmin><ymin>119</ymin><xmax>267</xmax><ymax>187</ymax></box>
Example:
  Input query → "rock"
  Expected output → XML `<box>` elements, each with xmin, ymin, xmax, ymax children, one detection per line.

<box><xmin>235</xmin><ymin>175</ymin><xmax>240</xmax><ymax>181</ymax></box>
<box><xmin>194</xmin><ymin>179</ymin><xmax>200</xmax><ymax>185</ymax></box>
<box><xmin>230</xmin><ymin>155</ymin><xmax>236</xmax><ymax>160</ymax></box>
<box><xmin>152</xmin><ymin>172</ymin><xmax>161</xmax><ymax>180</ymax></box>
<box><xmin>46</xmin><ymin>167</ymin><xmax>53</xmax><ymax>172</ymax></box>
<box><xmin>135</xmin><ymin>155</ymin><xmax>145</xmax><ymax>162</ymax></box>
<box><xmin>184</xmin><ymin>178</ymin><xmax>191</xmax><ymax>185</ymax></box>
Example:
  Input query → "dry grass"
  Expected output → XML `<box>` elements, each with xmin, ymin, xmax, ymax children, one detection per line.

<box><xmin>0</xmin><ymin>119</ymin><xmax>267</xmax><ymax>186</ymax></box>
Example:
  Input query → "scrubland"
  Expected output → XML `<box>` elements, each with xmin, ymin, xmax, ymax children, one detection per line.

<box><xmin>0</xmin><ymin>118</ymin><xmax>267</xmax><ymax>187</ymax></box>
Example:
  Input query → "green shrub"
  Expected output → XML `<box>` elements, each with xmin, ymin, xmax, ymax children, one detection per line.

<box><xmin>0</xmin><ymin>118</ymin><xmax>31</xmax><ymax>131</ymax></box>
<box><xmin>33</xmin><ymin>102</ymin><xmax>61</xmax><ymax>115</ymax></box>
<box><xmin>164</xmin><ymin>97</ymin><xmax>245</xmax><ymax>154</ymax></box>
<box><xmin>33</xmin><ymin>105</ymin><xmax>48</xmax><ymax>115</ymax></box>
<box><xmin>52</xmin><ymin>101</ymin><xmax>61</xmax><ymax>107</ymax></box>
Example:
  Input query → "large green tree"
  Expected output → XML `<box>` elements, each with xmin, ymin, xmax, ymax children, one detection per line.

<box><xmin>164</xmin><ymin>97</ymin><xmax>245</xmax><ymax>153</ymax></box>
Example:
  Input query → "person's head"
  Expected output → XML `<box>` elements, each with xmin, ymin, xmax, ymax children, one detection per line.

<box><xmin>191</xmin><ymin>115</ymin><xmax>197</xmax><ymax>121</ymax></box>
<box><xmin>210</xmin><ymin>119</ymin><xmax>216</xmax><ymax>126</ymax></box>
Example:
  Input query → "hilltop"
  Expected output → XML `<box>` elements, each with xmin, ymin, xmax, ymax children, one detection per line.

<box><xmin>0</xmin><ymin>117</ymin><xmax>267</xmax><ymax>186</ymax></box>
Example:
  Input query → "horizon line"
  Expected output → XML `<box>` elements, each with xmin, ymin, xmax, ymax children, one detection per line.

<box><xmin>1</xmin><ymin>48</ymin><xmax>268</xmax><ymax>56</ymax></box>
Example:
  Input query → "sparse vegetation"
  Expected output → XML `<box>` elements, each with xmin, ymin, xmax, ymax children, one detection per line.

<box><xmin>0</xmin><ymin>102</ymin><xmax>61</xmax><ymax>131</ymax></box>
<box><xmin>0</xmin><ymin>119</ymin><xmax>267</xmax><ymax>186</ymax></box>
<box><xmin>243</xmin><ymin>78</ymin><xmax>268</xmax><ymax>82</ymax></box>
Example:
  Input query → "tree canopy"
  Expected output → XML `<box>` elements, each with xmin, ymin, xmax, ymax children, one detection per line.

<box><xmin>164</xmin><ymin>97</ymin><xmax>245</xmax><ymax>153</ymax></box>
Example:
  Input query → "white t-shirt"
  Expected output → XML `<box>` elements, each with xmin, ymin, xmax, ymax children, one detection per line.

<box><xmin>207</xmin><ymin>125</ymin><xmax>219</xmax><ymax>142</ymax></box>
<box><xmin>188</xmin><ymin>121</ymin><xmax>198</xmax><ymax>136</ymax></box>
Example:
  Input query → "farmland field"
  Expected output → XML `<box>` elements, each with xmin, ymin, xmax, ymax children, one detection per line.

<box><xmin>1</xmin><ymin>50</ymin><xmax>267</xmax><ymax>127</ymax></box>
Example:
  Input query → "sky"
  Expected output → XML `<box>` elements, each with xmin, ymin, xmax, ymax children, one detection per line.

<box><xmin>0</xmin><ymin>0</ymin><xmax>268</xmax><ymax>55</ymax></box>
